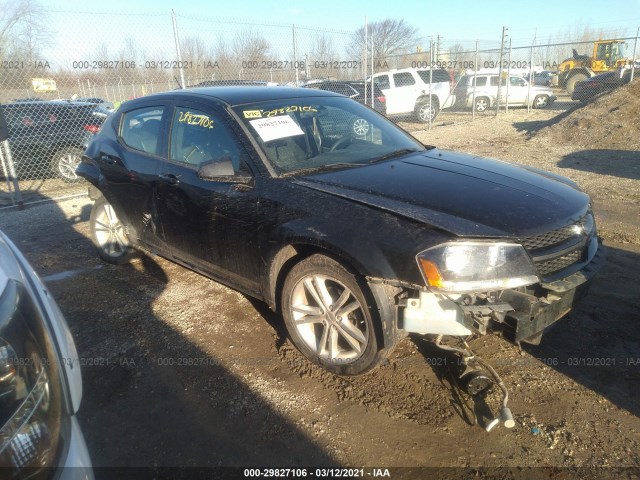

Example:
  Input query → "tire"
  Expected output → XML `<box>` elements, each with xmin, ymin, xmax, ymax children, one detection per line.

<box><xmin>533</xmin><ymin>94</ymin><xmax>550</xmax><ymax>109</ymax></box>
<box><xmin>566</xmin><ymin>73</ymin><xmax>588</xmax><ymax>95</ymax></box>
<box><xmin>51</xmin><ymin>147</ymin><xmax>84</xmax><ymax>183</ymax></box>
<box><xmin>474</xmin><ymin>97</ymin><xmax>490</xmax><ymax>112</ymax></box>
<box><xmin>281</xmin><ymin>254</ymin><xmax>385</xmax><ymax>376</ymax></box>
<box><xmin>90</xmin><ymin>196</ymin><xmax>134</xmax><ymax>264</ymax></box>
<box><xmin>415</xmin><ymin>98</ymin><xmax>439</xmax><ymax>123</ymax></box>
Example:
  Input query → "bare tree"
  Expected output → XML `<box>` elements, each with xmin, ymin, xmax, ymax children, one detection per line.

<box><xmin>347</xmin><ymin>18</ymin><xmax>421</xmax><ymax>65</ymax></box>
<box><xmin>232</xmin><ymin>29</ymin><xmax>270</xmax><ymax>63</ymax></box>
<box><xmin>0</xmin><ymin>0</ymin><xmax>49</xmax><ymax>58</ymax></box>
<box><xmin>308</xmin><ymin>32</ymin><xmax>337</xmax><ymax>79</ymax></box>
<box><xmin>310</xmin><ymin>32</ymin><xmax>336</xmax><ymax>61</ymax></box>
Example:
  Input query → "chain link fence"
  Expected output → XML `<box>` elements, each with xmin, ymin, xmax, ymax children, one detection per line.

<box><xmin>1</xmin><ymin>9</ymin><xmax>638</xmax><ymax>207</ymax></box>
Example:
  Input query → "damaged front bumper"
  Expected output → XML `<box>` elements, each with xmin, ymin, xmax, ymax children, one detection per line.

<box><xmin>400</xmin><ymin>238</ymin><xmax>606</xmax><ymax>345</ymax></box>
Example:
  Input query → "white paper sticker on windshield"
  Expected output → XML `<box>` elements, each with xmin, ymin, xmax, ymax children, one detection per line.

<box><xmin>250</xmin><ymin>116</ymin><xmax>304</xmax><ymax>143</ymax></box>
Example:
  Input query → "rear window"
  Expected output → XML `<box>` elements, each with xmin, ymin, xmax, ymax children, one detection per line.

<box><xmin>417</xmin><ymin>69</ymin><xmax>451</xmax><ymax>84</ymax></box>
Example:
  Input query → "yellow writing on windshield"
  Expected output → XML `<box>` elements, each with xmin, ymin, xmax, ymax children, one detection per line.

<box><xmin>178</xmin><ymin>111</ymin><xmax>214</xmax><ymax>128</ymax></box>
<box><xmin>264</xmin><ymin>105</ymin><xmax>318</xmax><ymax>117</ymax></box>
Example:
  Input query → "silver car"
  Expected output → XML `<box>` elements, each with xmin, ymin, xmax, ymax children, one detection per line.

<box><xmin>0</xmin><ymin>230</ymin><xmax>93</xmax><ymax>479</ymax></box>
<box><xmin>454</xmin><ymin>73</ymin><xmax>556</xmax><ymax>112</ymax></box>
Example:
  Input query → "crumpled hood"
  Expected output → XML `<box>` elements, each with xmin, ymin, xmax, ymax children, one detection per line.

<box><xmin>292</xmin><ymin>149</ymin><xmax>589</xmax><ymax>237</ymax></box>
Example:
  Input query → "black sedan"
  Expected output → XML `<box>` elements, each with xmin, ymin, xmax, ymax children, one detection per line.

<box><xmin>303</xmin><ymin>80</ymin><xmax>386</xmax><ymax>116</ymax></box>
<box><xmin>571</xmin><ymin>69</ymin><xmax>637</xmax><ymax>102</ymax></box>
<box><xmin>77</xmin><ymin>87</ymin><xmax>604</xmax><ymax>420</ymax></box>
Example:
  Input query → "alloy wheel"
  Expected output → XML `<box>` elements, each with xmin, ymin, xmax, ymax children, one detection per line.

<box><xmin>290</xmin><ymin>274</ymin><xmax>368</xmax><ymax>361</ymax></box>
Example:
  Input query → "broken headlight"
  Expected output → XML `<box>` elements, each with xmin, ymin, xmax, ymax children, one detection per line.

<box><xmin>416</xmin><ymin>242</ymin><xmax>539</xmax><ymax>293</ymax></box>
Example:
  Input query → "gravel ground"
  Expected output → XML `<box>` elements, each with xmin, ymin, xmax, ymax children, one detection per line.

<box><xmin>0</xmin><ymin>92</ymin><xmax>639</xmax><ymax>478</ymax></box>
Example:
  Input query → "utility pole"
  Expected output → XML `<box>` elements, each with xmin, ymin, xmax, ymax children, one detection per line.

<box><xmin>631</xmin><ymin>26</ymin><xmax>639</xmax><ymax>82</ymax></box>
<box><xmin>495</xmin><ymin>26</ymin><xmax>508</xmax><ymax>117</ymax></box>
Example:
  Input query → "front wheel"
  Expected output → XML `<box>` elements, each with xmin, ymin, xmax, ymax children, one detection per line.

<box><xmin>281</xmin><ymin>254</ymin><xmax>385</xmax><ymax>375</ymax></box>
<box><xmin>51</xmin><ymin>147</ymin><xmax>84</xmax><ymax>183</ymax></box>
<box><xmin>533</xmin><ymin>94</ymin><xmax>550</xmax><ymax>109</ymax></box>
<box><xmin>90</xmin><ymin>196</ymin><xmax>134</xmax><ymax>264</ymax></box>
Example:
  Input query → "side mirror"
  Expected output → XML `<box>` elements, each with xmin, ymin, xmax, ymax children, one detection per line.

<box><xmin>197</xmin><ymin>156</ymin><xmax>252</xmax><ymax>185</ymax></box>
<box><xmin>198</xmin><ymin>156</ymin><xmax>235</xmax><ymax>178</ymax></box>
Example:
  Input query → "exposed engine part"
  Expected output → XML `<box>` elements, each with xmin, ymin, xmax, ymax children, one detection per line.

<box><xmin>434</xmin><ymin>336</ymin><xmax>515</xmax><ymax>432</ymax></box>
<box><xmin>400</xmin><ymin>291</ymin><xmax>514</xmax><ymax>337</ymax></box>
<box><xmin>459</xmin><ymin>370</ymin><xmax>494</xmax><ymax>396</ymax></box>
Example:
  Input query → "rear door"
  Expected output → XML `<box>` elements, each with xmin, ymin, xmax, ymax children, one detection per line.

<box><xmin>101</xmin><ymin>103</ymin><xmax>169</xmax><ymax>250</ymax></box>
<box><xmin>390</xmin><ymin>72</ymin><xmax>419</xmax><ymax>113</ymax></box>
<box><xmin>373</xmin><ymin>73</ymin><xmax>405</xmax><ymax>114</ymax></box>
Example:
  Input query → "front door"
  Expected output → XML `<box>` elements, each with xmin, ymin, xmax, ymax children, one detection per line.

<box><xmin>154</xmin><ymin>102</ymin><xmax>262</xmax><ymax>293</ymax></box>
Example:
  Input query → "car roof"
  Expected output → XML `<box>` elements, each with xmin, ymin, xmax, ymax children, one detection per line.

<box><xmin>124</xmin><ymin>86</ymin><xmax>340</xmax><ymax>108</ymax></box>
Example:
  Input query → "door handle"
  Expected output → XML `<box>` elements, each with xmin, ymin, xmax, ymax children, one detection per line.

<box><xmin>100</xmin><ymin>153</ymin><xmax>120</xmax><ymax>165</ymax></box>
<box><xmin>158</xmin><ymin>173</ymin><xmax>180</xmax><ymax>185</ymax></box>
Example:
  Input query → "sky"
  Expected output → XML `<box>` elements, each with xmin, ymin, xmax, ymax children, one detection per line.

<box><xmin>30</xmin><ymin>0</ymin><xmax>640</xmax><ymax>67</ymax></box>
<box><xmin>42</xmin><ymin>0</ymin><xmax>640</xmax><ymax>40</ymax></box>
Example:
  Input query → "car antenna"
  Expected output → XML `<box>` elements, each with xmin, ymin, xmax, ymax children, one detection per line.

<box><xmin>174</xmin><ymin>76</ymin><xmax>183</xmax><ymax>89</ymax></box>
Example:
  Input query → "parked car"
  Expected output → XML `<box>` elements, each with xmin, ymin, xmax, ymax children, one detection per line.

<box><xmin>571</xmin><ymin>68</ymin><xmax>638</xmax><ymax>102</ymax></box>
<box><xmin>77</xmin><ymin>87</ymin><xmax>604</xmax><ymax>418</ymax></box>
<box><xmin>454</xmin><ymin>73</ymin><xmax>556</xmax><ymax>112</ymax></box>
<box><xmin>74</xmin><ymin>97</ymin><xmax>115</xmax><ymax>111</ymax></box>
<box><xmin>0</xmin><ymin>101</ymin><xmax>105</xmax><ymax>182</ymax></box>
<box><xmin>371</xmin><ymin>68</ymin><xmax>454</xmax><ymax>122</ymax></box>
<box><xmin>302</xmin><ymin>81</ymin><xmax>387</xmax><ymax>115</ymax></box>
<box><xmin>0</xmin><ymin>230</ymin><xmax>93</xmax><ymax>478</ymax></box>
<box><xmin>524</xmin><ymin>70</ymin><xmax>556</xmax><ymax>86</ymax></box>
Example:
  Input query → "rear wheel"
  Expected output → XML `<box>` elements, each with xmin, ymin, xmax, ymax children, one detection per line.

<box><xmin>281</xmin><ymin>254</ymin><xmax>385</xmax><ymax>375</ymax></box>
<box><xmin>51</xmin><ymin>147</ymin><xmax>83</xmax><ymax>183</ymax></box>
<box><xmin>90</xmin><ymin>196</ymin><xmax>134</xmax><ymax>264</ymax></box>
<box><xmin>474</xmin><ymin>97</ymin><xmax>490</xmax><ymax>112</ymax></box>
<box><xmin>415</xmin><ymin>98</ymin><xmax>439</xmax><ymax>123</ymax></box>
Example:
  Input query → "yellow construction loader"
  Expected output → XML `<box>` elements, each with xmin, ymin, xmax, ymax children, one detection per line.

<box><xmin>558</xmin><ymin>39</ymin><xmax>632</xmax><ymax>94</ymax></box>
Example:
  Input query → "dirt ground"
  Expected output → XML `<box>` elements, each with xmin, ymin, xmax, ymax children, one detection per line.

<box><xmin>0</xmin><ymin>88</ymin><xmax>639</xmax><ymax>479</ymax></box>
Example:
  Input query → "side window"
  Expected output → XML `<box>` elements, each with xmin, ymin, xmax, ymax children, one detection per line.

<box><xmin>510</xmin><ymin>77</ymin><xmax>526</xmax><ymax>87</ymax></box>
<box><xmin>417</xmin><ymin>69</ymin><xmax>450</xmax><ymax>84</ymax></box>
<box><xmin>121</xmin><ymin>107</ymin><xmax>164</xmax><ymax>156</ymax></box>
<box><xmin>490</xmin><ymin>76</ymin><xmax>500</xmax><ymax>87</ymax></box>
<box><xmin>433</xmin><ymin>70</ymin><xmax>452</xmax><ymax>83</ymax></box>
<box><xmin>374</xmin><ymin>75</ymin><xmax>390</xmax><ymax>90</ymax></box>
<box><xmin>474</xmin><ymin>77</ymin><xmax>488</xmax><ymax>87</ymax></box>
<box><xmin>393</xmin><ymin>72</ymin><xmax>415</xmax><ymax>87</ymax></box>
<box><xmin>169</xmin><ymin>107</ymin><xmax>241</xmax><ymax>171</ymax></box>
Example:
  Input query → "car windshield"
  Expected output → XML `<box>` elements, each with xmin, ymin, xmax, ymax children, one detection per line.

<box><xmin>233</xmin><ymin>96</ymin><xmax>424</xmax><ymax>175</ymax></box>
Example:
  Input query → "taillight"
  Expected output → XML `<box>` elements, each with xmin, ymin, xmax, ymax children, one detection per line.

<box><xmin>83</xmin><ymin>124</ymin><xmax>100</xmax><ymax>134</ymax></box>
<box><xmin>377</xmin><ymin>96</ymin><xmax>386</xmax><ymax>103</ymax></box>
